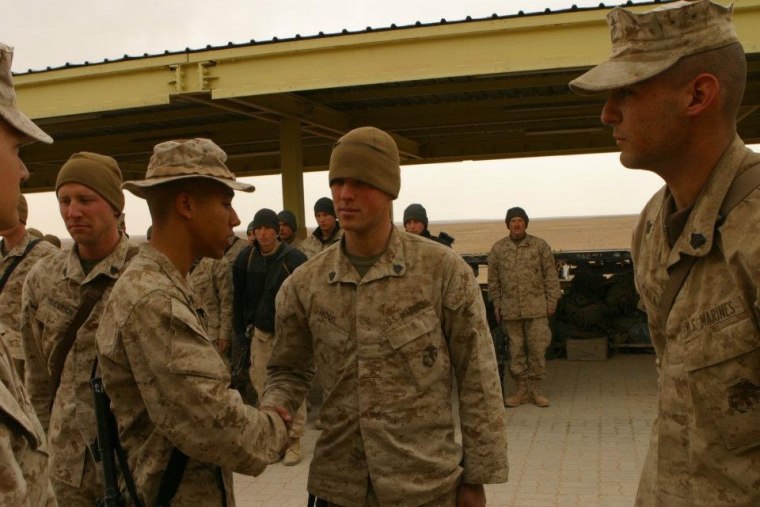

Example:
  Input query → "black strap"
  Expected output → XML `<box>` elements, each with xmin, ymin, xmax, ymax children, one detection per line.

<box><xmin>155</xmin><ymin>448</ymin><xmax>189</xmax><ymax>507</ymax></box>
<box><xmin>660</xmin><ymin>164</ymin><xmax>760</xmax><ymax>322</ymax></box>
<box><xmin>0</xmin><ymin>238</ymin><xmax>41</xmax><ymax>293</ymax></box>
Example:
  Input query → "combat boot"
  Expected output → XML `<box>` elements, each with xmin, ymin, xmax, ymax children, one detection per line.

<box><xmin>529</xmin><ymin>380</ymin><xmax>550</xmax><ymax>407</ymax></box>
<box><xmin>505</xmin><ymin>379</ymin><xmax>530</xmax><ymax>407</ymax></box>
<box><xmin>283</xmin><ymin>438</ymin><xmax>302</xmax><ymax>466</ymax></box>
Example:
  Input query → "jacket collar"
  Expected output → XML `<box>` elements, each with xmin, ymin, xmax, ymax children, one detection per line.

<box><xmin>63</xmin><ymin>233</ymin><xmax>132</xmax><ymax>284</ymax></box>
<box><xmin>328</xmin><ymin>226</ymin><xmax>406</xmax><ymax>285</ymax></box>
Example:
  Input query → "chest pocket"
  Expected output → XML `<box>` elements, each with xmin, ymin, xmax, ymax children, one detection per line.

<box><xmin>684</xmin><ymin>311</ymin><xmax>760</xmax><ymax>452</ymax></box>
<box><xmin>386</xmin><ymin>309</ymin><xmax>449</xmax><ymax>394</ymax></box>
<box><xmin>167</xmin><ymin>298</ymin><xmax>226</xmax><ymax>381</ymax></box>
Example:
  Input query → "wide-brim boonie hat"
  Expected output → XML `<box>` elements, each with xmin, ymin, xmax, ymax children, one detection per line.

<box><xmin>123</xmin><ymin>138</ymin><xmax>254</xmax><ymax>198</ymax></box>
<box><xmin>569</xmin><ymin>0</ymin><xmax>739</xmax><ymax>95</ymax></box>
<box><xmin>0</xmin><ymin>43</ymin><xmax>52</xmax><ymax>144</ymax></box>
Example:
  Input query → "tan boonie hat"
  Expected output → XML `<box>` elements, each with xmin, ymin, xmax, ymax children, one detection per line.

<box><xmin>569</xmin><ymin>0</ymin><xmax>739</xmax><ymax>95</ymax></box>
<box><xmin>0</xmin><ymin>43</ymin><xmax>52</xmax><ymax>144</ymax></box>
<box><xmin>123</xmin><ymin>138</ymin><xmax>254</xmax><ymax>198</ymax></box>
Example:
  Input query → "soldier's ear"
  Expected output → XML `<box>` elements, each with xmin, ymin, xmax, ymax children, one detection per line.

<box><xmin>175</xmin><ymin>192</ymin><xmax>194</xmax><ymax>219</ymax></box>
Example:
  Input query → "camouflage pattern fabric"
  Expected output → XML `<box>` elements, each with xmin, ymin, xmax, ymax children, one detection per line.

<box><xmin>632</xmin><ymin>137</ymin><xmax>760</xmax><ymax>506</ymax></box>
<box><xmin>189</xmin><ymin>256</ymin><xmax>233</xmax><ymax>357</ymax></box>
<box><xmin>0</xmin><ymin>326</ymin><xmax>56</xmax><ymax>506</ymax></box>
<box><xmin>0</xmin><ymin>231</ymin><xmax>57</xmax><ymax>373</ymax></box>
<box><xmin>300</xmin><ymin>227</ymin><xmax>343</xmax><ymax>259</ymax></box>
<box><xmin>225</xmin><ymin>236</ymin><xmax>247</xmax><ymax>267</ymax></box>
<box><xmin>96</xmin><ymin>244</ymin><xmax>288</xmax><ymax>506</ymax></box>
<box><xmin>263</xmin><ymin>228</ymin><xmax>508</xmax><ymax>507</ymax></box>
<box><xmin>487</xmin><ymin>233</ymin><xmax>561</xmax><ymax>320</ymax></box>
<box><xmin>21</xmin><ymin>234</ymin><xmax>133</xmax><ymax>500</ymax></box>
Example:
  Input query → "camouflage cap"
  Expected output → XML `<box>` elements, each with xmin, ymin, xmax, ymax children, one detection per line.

<box><xmin>123</xmin><ymin>138</ymin><xmax>254</xmax><ymax>198</ymax></box>
<box><xmin>569</xmin><ymin>0</ymin><xmax>739</xmax><ymax>95</ymax></box>
<box><xmin>0</xmin><ymin>43</ymin><xmax>52</xmax><ymax>144</ymax></box>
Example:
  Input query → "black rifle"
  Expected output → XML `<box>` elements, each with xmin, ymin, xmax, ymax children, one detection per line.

<box><xmin>90</xmin><ymin>372</ymin><xmax>144</xmax><ymax>507</ymax></box>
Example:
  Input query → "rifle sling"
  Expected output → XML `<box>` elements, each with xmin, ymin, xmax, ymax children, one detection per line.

<box><xmin>660</xmin><ymin>164</ymin><xmax>760</xmax><ymax>323</ymax></box>
<box><xmin>0</xmin><ymin>238</ymin><xmax>42</xmax><ymax>293</ymax></box>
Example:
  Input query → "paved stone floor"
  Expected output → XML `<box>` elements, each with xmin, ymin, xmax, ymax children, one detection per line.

<box><xmin>235</xmin><ymin>353</ymin><xmax>658</xmax><ymax>507</ymax></box>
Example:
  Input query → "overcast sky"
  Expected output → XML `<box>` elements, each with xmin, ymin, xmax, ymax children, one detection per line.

<box><xmin>2</xmin><ymin>0</ymin><xmax>747</xmax><ymax>236</ymax></box>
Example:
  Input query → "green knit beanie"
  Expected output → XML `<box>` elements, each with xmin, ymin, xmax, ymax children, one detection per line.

<box><xmin>55</xmin><ymin>152</ymin><xmax>125</xmax><ymax>212</ymax></box>
<box><xmin>328</xmin><ymin>126</ymin><xmax>400</xmax><ymax>199</ymax></box>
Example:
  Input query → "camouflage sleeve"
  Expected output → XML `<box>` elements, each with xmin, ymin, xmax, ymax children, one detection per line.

<box><xmin>486</xmin><ymin>244</ymin><xmax>502</xmax><ymax>311</ymax></box>
<box><xmin>19</xmin><ymin>270</ymin><xmax>54</xmax><ymax>431</ymax></box>
<box><xmin>117</xmin><ymin>291</ymin><xmax>288</xmax><ymax>475</ymax></box>
<box><xmin>442</xmin><ymin>255</ymin><xmax>509</xmax><ymax>484</ymax></box>
<box><xmin>214</xmin><ymin>258</ymin><xmax>233</xmax><ymax>344</ymax></box>
<box><xmin>261</xmin><ymin>276</ymin><xmax>315</xmax><ymax>417</ymax></box>
<box><xmin>541</xmin><ymin>242</ymin><xmax>561</xmax><ymax>312</ymax></box>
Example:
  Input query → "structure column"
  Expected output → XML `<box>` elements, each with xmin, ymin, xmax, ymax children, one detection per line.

<box><xmin>279</xmin><ymin>118</ymin><xmax>306</xmax><ymax>239</ymax></box>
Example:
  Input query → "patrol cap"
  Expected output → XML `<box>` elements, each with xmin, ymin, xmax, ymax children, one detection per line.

<box><xmin>0</xmin><ymin>43</ymin><xmax>52</xmax><ymax>144</ymax></box>
<box><xmin>569</xmin><ymin>0</ymin><xmax>739</xmax><ymax>95</ymax></box>
<box><xmin>328</xmin><ymin>126</ymin><xmax>401</xmax><ymax>199</ymax></box>
<box><xmin>123</xmin><ymin>138</ymin><xmax>254</xmax><ymax>198</ymax></box>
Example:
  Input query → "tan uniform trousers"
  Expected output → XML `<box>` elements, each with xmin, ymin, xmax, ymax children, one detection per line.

<box><xmin>51</xmin><ymin>449</ymin><xmax>101</xmax><ymax>506</ymax></box>
<box><xmin>321</xmin><ymin>483</ymin><xmax>458</xmax><ymax>506</ymax></box>
<box><xmin>250</xmin><ymin>328</ymin><xmax>306</xmax><ymax>440</ymax></box>
<box><xmin>503</xmin><ymin>317</ymin><xmax>551</xmax><ymax>381</ymax></box>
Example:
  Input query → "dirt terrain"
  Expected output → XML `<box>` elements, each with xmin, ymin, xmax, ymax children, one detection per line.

<box><xmin>423</xmin><ymin>214</ymin><xmax>638</xmax><ymax>255</ymax></box>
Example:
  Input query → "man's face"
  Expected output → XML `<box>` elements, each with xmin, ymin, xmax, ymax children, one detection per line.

<box><xmin>190</xmin><ymin>184</ymin><xmax>241</xmax><ymax>259</ymax></box>
<box><xmin>331</xmin><ymin>177</ymin><xmax>392</xmax><ymax>235</ymax></box>
<box><xmin>255</xmin><ymin>226</ymin><xmax>278</xmax><ymax>253</ymax></box>
<box><xmin>57</xmin><ymin>182</ymin><xmax>119</xmax><ymax>249</ymax></box>
<box><xmin>279</xmin><ymin>221</ymin><xmax>294</xmax><ymax>241</ymax></box>
<box><xmin>246</xmin><ymin>229</ymin><xmax>255</xmax><ymax>245</ymax></box>
<box><xmin>0</xmin><ymin>121</ymin><xmax>29</xmax><ymax>230</ymax></box>
<box><xmin>507</xmin><ymin>217</ymin><xmax>527</xmax><ymax>240</ymax></box>
<box><xmin>601</xmin><ymin>73</ymin><xmax>685</xmax><ymax>173</ymax></box>
<box><xmin>404</xmin><ymin>219</ymin><xmax>425</xmax><ymax>235</ymax></box>
<box><xmin>315</xmin><ymin>211</ymin><xmax>336</xmax><ymax>235</ymax></box>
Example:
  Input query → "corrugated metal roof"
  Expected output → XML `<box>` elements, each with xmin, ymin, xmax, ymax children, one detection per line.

<box><xmin>16</xmin><ymin>0</ymin><xmax>659</xmax><ymax>75</ymax></box>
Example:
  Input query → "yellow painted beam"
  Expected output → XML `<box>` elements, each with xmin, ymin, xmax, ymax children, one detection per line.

<box><xmin>14</xmin><ymin>1</ymin><xmax>760</xmax><ymax>120</ymax></box>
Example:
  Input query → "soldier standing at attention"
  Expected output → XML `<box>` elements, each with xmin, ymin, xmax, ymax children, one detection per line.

<box><xmin>0</xmin><ymin>195</ymin><xmax>57</xmax><ymax>377</ymax></box>
<box><xmin>301</xmin><ymin>197</ymin><xmax>342</xmax><ymax>259</ymax></box>
<box><xmin>570</xmin><ymin>1</ymin><xmax>760</xmax><ymax>505</ymax></box>
<box><xmin>0</xmin><ymin>40</ymin><xmax>57</xmax><ymax>506</ymax></box>
<box><xmin>263</xmin><ymin>126</ymin><xmax>508</xmax><ymax>507</ymax></box>
<box><xmin>96</xmin><ymin>138</ymin><xmax>290</xmax><ymax>505</ymax></box>
<box><xmin>487</xmin><ymin>207</ymin><xmax>561</xmax><ymax>408</ymax></box>
<box><xmin>22</xmin><ymin>151</ymin><xmax>133</xmax><ymax>505</ymax></box>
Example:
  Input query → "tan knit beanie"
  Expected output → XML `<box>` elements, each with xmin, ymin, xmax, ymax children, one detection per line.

<box><xmin>55</xmin><ymin>152</ymin><xmax>124</xmax><ymax>212</ymax></box>
<box><xmin>328</xmin><ymin>126</ymin><xmax>400</xmax><ymax>199</ymax></box>
<box><xmin>17</xmin><ymin>194</ymin><xmax>28</xmax><ymax>224</ymax></box>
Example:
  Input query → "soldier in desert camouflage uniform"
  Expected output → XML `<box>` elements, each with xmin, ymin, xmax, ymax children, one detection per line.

<box><xmin>263</xmin><ymin>126</ymin><xmax>508</xmax><ymax>507</ymax></box>
<box><xmin>278</xmin><ymin>209</ymin><xmax>303</xmax><ymax>250</ymax></box>
<box><xmin>0</xmin><ymin>195</ymin><xmax>57</xmax><ymax>377</ymax></box>
<box><xmin>22</xmin><ymin>152</ymin><xmax>132</xmax><ymax>505</ymax></box>
<box><xmin>189</xmin><ymin>255</ymin><xmax>233</xmax><ymax>362</ymax></box>
<box><xmin>300</xmin><ymin>197</ymin><xmax>342</xmax><ymax>259</ymax></box>
<box><xmin>0</xmin><ymin>41</ymin><xmax>57</xmax><ymax>507</ymax></box>
<box><xmin>487</xmin><ymin>206</ymin><xmax>561</xmax><ymax>408</ymax></box>
<box><xmin>571</xmin><ymin>1</ymin><xmax>760</xmax><ymax>505</ymax></box>
<box><xmin>96</xmin><ymin>138</ymin><xmax>290</xmax><ymax>505</ymax></box>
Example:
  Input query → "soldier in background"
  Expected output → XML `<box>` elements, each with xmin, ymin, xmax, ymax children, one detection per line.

<box><xmin>488</xmin><ymin>206</ymin><xmax>561</xmax><ymax>408</ymax></box>
<box><xmin>278</xmin><ymin>209</ymin><xmax>302</xmax><ymax>251</ymax></box>
<box><xmin>402</xmin><ymin>203</ymin><xmax>455</xmax><ymax>247</ymax></box>
<box><xmin>0</xmin><ymin>195</ymin><xmax>57</xmax><ymax>377</ymax></box>
<box><xmin>232</xmin><ymin>208</ymin><xmax>307</xmax><ymax>465</ymax></box>
<box><xmin>0</xmin><ymin>40</ymin><xmax>57</xmax><ymax>507</ymax></box>
<box><xmin>300</xmin><ymin>197</ymin><xmax>342</xmax><ymax>259</ymax></box>
<box><xmin>97</xmin><ymin>138</ymin><xmax>290</xmax><ymax>504</ymax></box>
<box><xmin>246</xmin><ymin>219</ymin><xmax>255</xmax><ymax>245</ymax></box>
<box><xmin>22</xmin><ymin>152</ymin><xmax>133</xmax><ymax>505</ymax></box>
<box><xmin>189</xmin><ymin>255</ymin><xmax>233</xmax><ymax>364</ymax></box>
<box><xmin>570</xmin><ymin>1</ymin><xmax>760</xmax><ymax>504</ymax></box>
<box><xmin>263</xmin><ymin>126</ymin><xmax>508</xmax><ymax>506</ymax></box>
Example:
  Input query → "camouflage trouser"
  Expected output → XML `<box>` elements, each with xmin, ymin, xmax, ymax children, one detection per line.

<box><xmin>503</xmin><ymin>317</ymin><xmax>551</xmax><ymax>381</ymax></box>
<box><xmin>51</xmin><ymin>450</ymin><xmax>101</xmax><ymax>506</ymax></box>
<box><xmin>249</xmin><ymin>328</ymin><xmax>306</xmax><ymax>440</ymax></box>
<box><xmin>318</xmin><ymin>482</ymin><xmax>458</xmax><ymax>506</ymax></box>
